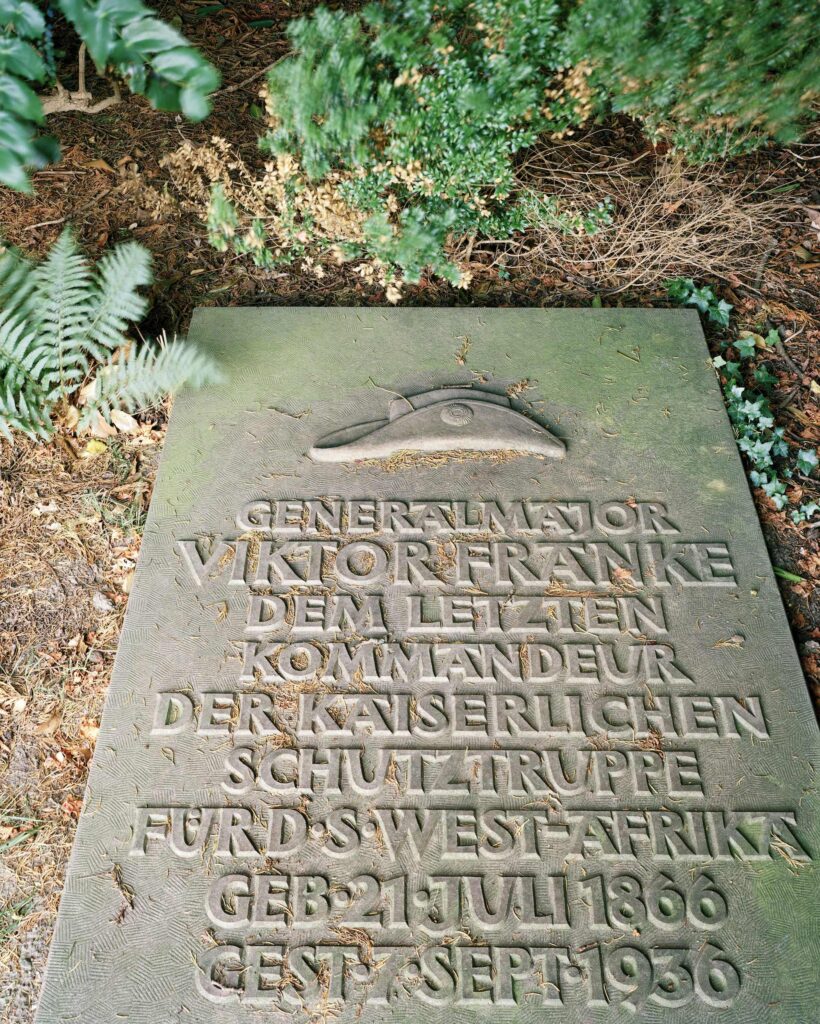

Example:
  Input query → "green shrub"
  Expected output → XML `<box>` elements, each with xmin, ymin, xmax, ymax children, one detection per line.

<box><xmin>567</xmin><ymin>0</ymin><xmax>819</xmax><ymax>162</ymax></box>
<box><xmin>208</xmin><ymin>0</ymin><xmax>604</xmax><ymax>289</ymax></box>
<box><xmin>205</xmin><ymin>0</ymin><xmax>817</xmax><ymax>287</ymax></box>
<box><xmin>0</xmin><ymin>230</ymin><xmax>220</xmax><ymax>441</ymax></box>
<box><xmin>0</xmin><ymin>0</ymin><xmax>219</xmax><ymax>192</ymax></box>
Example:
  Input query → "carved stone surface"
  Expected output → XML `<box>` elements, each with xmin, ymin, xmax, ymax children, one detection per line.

<box><xmin>309</xmin><ymin>386</ymin><xmax>566</xmax><ymax>460</ymax></box>
<box><xmin>36</xmin><ymin>309</ymin><xmax>819</xmax><ymax>1022</ymax></box>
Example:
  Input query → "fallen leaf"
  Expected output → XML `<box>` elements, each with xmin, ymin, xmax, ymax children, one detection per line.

<box><xmin>92</xmin><ymin>591</ymin><xmax>116</xmax><ymax>614</ymax></box>
<box><xmin>34</xmin><ymin>710</ymin><xmax>62</xmax><ymax>735</ymax></box>
<box><xmin>805</xmin><ymin>207</ymin><xmax>820</xmax><ymax>241</ymax></box>
<box><xmin>32</xmin><ymin>501</ymin><xmax>58</xmax><ymax>516</ymax></box>
<box><xmin>88</xmin><ymin>412</ymin><xmax>118</xmax><ymax>438</ymax></box>
<box><xmin>61</xmin><ymin>796</ymin><xmax>83</xmax><ymax>818</ymax></box>
<box><xmin>80</xmin><ymin>718</ymin><xmax>100</xmax><ymax>741</ymax></box>
<box><xmin>85</xmin><ymin>158</ymin><xmax>115</xmax><ymax>174</ymax></box>
<box><xmin>788</xmin><ymin>408</ymin><xmax>814</xmax><ymax>426</ymax></box>
<box><xmin>110</xmin><ymin>409</ymin><xmax>139</xmax><ymax>433</ymax></box>
<box><xmin>713</xmin><ymin>634</ymin><xmax>745</xmax><ymax>649</ymax></box>
<box><xmin>738</xmin><ymin>330</ymin><xmax>767</xmax><ymax>349</ymax></box>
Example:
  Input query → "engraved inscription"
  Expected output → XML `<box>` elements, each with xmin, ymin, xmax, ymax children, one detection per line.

<box><xmin>35</xmin><ymin>313</ymin><xmax>819</xmax><ymax>1024</ymax></box>
<box><xmin>128</xmin><ymin>495</ymin><xmax>812</xmax><ymax>1016</ymax></box>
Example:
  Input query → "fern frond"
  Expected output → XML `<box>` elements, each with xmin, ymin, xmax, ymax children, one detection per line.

<box><xmin>0</xmin><ymin>310</ymin><xmax>52</xmax><ymax>441</ymax></box>
<box><xmin>80</xmin><ymin>333</ymin><xmax>222</xmax><ymax>427</ymax></box>
<box><xmin>0</xmin><ymin>243</ymin><xmax>34</xmax><ymax>315</ymax></box>
<box><xmin>0</xmin><ymin>232</ymin><xmax>219</xmax><ymax>443</ymax></box>
<box><xmin>86</xmin><ymin>241</ymin><xmax>152</xmax><ymax>356</ymax></box>
<box><xmin>0</xmin><ymin>378</ymin><xmax>53</xmax><ymax>441</ymax></box>
<box><xmin>29</xmin><ymin>229</ymin><xmax>93</xmax><ymax>398</ymax></box>
<box><xmin>0</xmin><ymin>308</ymin><xmax>56</xmax><ymax>389</ymax></box>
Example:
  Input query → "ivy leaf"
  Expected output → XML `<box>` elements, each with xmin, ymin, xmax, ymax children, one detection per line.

<box><xmin>761</xmin><ymin>477</ymin><xmax>788</xmax><ymax>509</ymax></box>
<box><xmin>709</xmin><ymin>299</ymin><xmax>733</xmax><ymax>326</ymax></box>
<box><xmin>754</xmin><ymin>364</ymin><xmax>777</xmax><ymax>388</ymax></box>
<box><xmin>687</xmin><ymin>285</ymin><xmax>712</xmax><ymax>314</ymax></box>
<box><xmin>666</xmin><ymin>276</ymin><xmax>695</xmax><ymax>302</ymax></box>
<box><xmin>735</xmin><ymin>335</ymin><xmax>756</xmax><ymax>359</ymax></box>
<box><xmin>796</xmin><ymin>449</ymin><xmax>818</xmax><ymax>475</ymax></box>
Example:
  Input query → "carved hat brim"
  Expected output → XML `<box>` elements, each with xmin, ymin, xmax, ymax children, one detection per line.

<box><xmin>309</xmin><ymin>389</ymin><xmax>565</xmax><ymax>463</ymax></box>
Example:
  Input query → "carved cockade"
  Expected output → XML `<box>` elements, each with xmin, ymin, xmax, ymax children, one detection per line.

<box><xmin>309</xmin><ymin>386</ymin><xmax>566</xmax><ymax>462</ymax></box>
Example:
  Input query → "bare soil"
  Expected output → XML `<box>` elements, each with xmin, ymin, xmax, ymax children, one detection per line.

<box><xmin>0</xmin><ymin>3</ymin><xmax>817</xmax><ymax>1021</ymax></box>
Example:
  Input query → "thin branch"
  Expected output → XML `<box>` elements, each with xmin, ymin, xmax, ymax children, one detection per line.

<box><xmin>25</xmin><ymin>189</ymin><xmax>113</xmax><ymax>232</ymax></box>
<box><xmin>215</xmin><ymin>52</ymin><xmax>292</xmax><ymax>96</ymax></box>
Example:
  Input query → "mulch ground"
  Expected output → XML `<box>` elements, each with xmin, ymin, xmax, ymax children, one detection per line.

<box><xmin>0</xmin><ymin>3</ymin><xmax>817</xmax><ymax>1021</ymax></box>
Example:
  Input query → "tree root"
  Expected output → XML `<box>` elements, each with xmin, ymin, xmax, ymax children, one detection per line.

<box><xmin>40</xmin><ymin>44</ymin><xmax>121</xmax><ymax>117</ymax></box>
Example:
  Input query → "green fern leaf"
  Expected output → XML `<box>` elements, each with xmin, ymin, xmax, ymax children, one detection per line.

<box><xmin>28</xmin><ymin>229</ymin><xmax>93</xmax><ymax>398</ymax></box>
<box><xmin>0</xmin><ymin>310</ymin><xmax>52</xmax><ymax>440</ymax></box>
<box><xmin>0</xmin><ymin>242</ymin><xmax>34</xmax><ymax>314</ymax></box>
<box><xmin>0</xmin><ymin>232</ymin><xmax>219</xmax><ymax>443</ymax></box>
<box><xmin>0</xmin><ymin>308</ymin><xmax>53</xmax><ymax>388</ymax></box>
<box><xmin>80</xmin><ymin>334</ymin><xmax>222</xmax><ymax>426</ymax></box>
<box><xmin>86</xmin><ymin>240</ymin><xmax>152</xmax><ymax>355</ymax></box>
<box><xmin>0</xmin><ymin>380</ymin><xmax>52</xmax><ymax>440</ymax></box>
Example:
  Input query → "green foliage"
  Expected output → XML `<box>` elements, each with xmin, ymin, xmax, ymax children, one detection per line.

<box><xmin>666</xmin><ymin>278</ymin><xmax>733</xmax><ymax>326</ymax></box>
<box><xmin>0</xmin><ymin>1</ymin><xmax>57</xmax><ymax>191</ymax></box>
<box><xmin>0</xmin><ymin>230</ymin><xmax>220</xmax><ymax>441</ymax></box>
<box><xmin>207</xmin><ymin>0</ymin><xmax>608</xmax><ymax>285</ymax></box>
<box><xmin>0</xmin><ymin>0</ymin><xmax>219</xmax><ymax>192</ymax></box>
<box><xmin>206</xmin><ymin>0</ymin><xmax>817</xmax><ymax>285</ymax></box>
<box><xmin>567</xmin><ymin>0</ymin><xmax>819</xmax><ymax>162</ymax></box>
<box><xmin>84</xmin><ymin>332</ymin><xmax>218</xmax><ymax>426</ymax></box>
<box><xmin>712</xmin><ymin>334</ymin><xmax>818</xmax><ymax>524</ymax></box>
<box><xmin>666</xmin><ymin>280</ymin><xmax>817</xmax><ymax>522</ymax></box>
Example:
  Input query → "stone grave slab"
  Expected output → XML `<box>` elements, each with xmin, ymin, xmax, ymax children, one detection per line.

<box><xmin>36</xmin><ymin>308</ymin><xmax>819</xmax><ymax>1022</ymax></box>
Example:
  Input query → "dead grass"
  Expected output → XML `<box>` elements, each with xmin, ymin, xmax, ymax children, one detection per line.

<box><xmin>356</xmin><ymin>448</ymin><xmax>537</xmax><ymax>473</ymax></box>
<box><xmin>463</xmin><ymin>141</ymin><xmax>784</xmax><ymax>292</ymax></box>
<box><xmin>0</xmin><ymin>433</ymin><xmax>161</xmax><ymax>1021</ymax></box>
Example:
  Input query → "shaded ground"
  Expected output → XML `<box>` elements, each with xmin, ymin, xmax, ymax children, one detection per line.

<box><xmin>0</xmin><ymin>3</ymin><xmax>817</xmax><ymax>1021</ymax></box>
